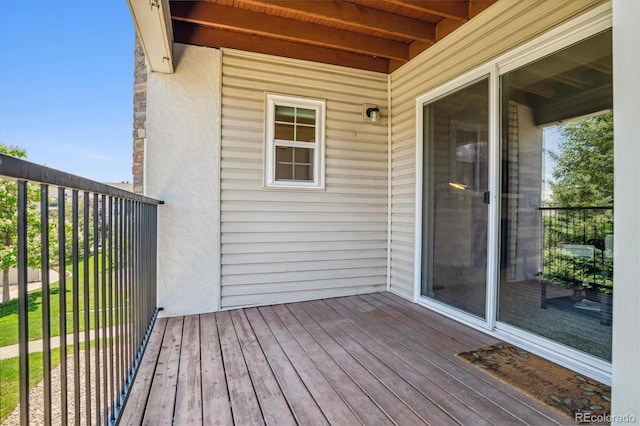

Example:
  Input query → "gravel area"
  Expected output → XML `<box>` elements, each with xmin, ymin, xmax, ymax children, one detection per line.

<box><xmin>2</xmin><ymin>350</ymin><xmax>102</xmax><ymax>426</ymax></box>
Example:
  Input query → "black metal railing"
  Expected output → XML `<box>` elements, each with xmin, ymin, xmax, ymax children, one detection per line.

<box><xmin>540</xmin><ymin>206</ymin><xmax>613</xmax><ymax>292</ymax></box>
<box><xmin>0</xmin><ymin>153</ymin><xmax>162</xmax><ymax>425</ymax></box>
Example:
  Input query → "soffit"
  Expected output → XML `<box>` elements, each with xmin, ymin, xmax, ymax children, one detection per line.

<box><xmin>168</xmin><ymin>0</ymin><xmax>496</xmax><ymax>74</ymax></box>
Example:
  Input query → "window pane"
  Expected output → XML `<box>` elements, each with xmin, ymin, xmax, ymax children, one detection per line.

<box><xmin>296</xmin><ymin>126</ymin><xmax>315</xmax><ymax>142</ymax></box>
<box><xmin>275</xmin><ymin>123</ymin><xmax>294</xmax><ymax>141</ymax></box>
<box><xmin>294</xmin><ymin>147</ymin><xmax>312</xmax><ymax>163</ymax></box>
<box><xmin>294</xmin><ymin>164</ymin><xmax>313</xmax><ymax>181</ymax></box>
<box><xmin>297</xmin><ymin>108</ymin><xmax>316</xmax><ymax>125</ymax></box>
<box><xmin>499</xmin><ymin>30</ymin><xmax>613</xmax><ymax>361</ymax></box>
<box><xmin>275</xmin><ymin>163</ymin><xmax>293</xmax><ymax>180</ymax></box>
<box><xmin>275</xmin><ymin>147</ymin><xmax>313</xmax><ymax>181</ymax></box>
<box><xmin>421</xmin><ymin>78</ymin><xmax>489</xmax><ymax>319</ymax></box>
<box><xmin>276</xmin><ymin>146</ymin><xmax>293</xmax><ymax>162</ymax></box>
<box><xmin>275</xmin><ymin>105</ymin><xmax>295</xmax><ymax>123</ymax></box>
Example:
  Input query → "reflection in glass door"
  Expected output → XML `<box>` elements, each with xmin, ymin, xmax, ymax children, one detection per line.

<box><xmin>421</xmin><ymin>78</ymin><xmax>489</xmax><ymax>319</ymax></box>
<box><xmin>498</xmin><ymin>30</ymin><xmax>613</xmax><ymax>361</ymax></box>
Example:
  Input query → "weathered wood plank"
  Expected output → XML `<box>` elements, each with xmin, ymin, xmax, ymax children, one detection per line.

<box><xmin>244</xmin><ymin>307</ymin><xmax>329</xmax><ymax>425</ymax></box>
<box><xmin>352</xmin><ymin>295</ymin><xmax>567</xmax><ymax>425</ymax></box>
<box><xmin>200</xmin><ymin>312</ymin><xmax>233</xmax><ymax>426</ymax></box>
<box><xmin>174</xmin><ymin>315</ymin><xmax>203</xmax><ymax>425</ymax></box>
<box><xmin>127</xmin><ymin>293</ymin><xmax>579</xmax><ymax>425</ymax></box>
<box><xmin>142</xmin><ymin>317</ymin><xmax>184</xmax><ymax>426</ymax></box>
<box><xmin>373</xmin><ymin>292</ymin><xmax>493</xmax><ymax>347</ymax></box>
<box><xmin>216</xmin><ymin>311</ymin><xmax>263</xmax><ymax>425</ymax></box>
<box><xmin>323</xmin><ymin>297</ymin><xmax>505</xmax><ymax>425</ymax></box>
<box><xmin>230</xmin><ymin>309</ymin><xmax>296</xmax><ymax>426</ymax></box>
<box><xmin>119</xmin><ymin>318</ymin><xmax>168</xmax><ymax>426</ymax></box>
<box><xmin>298</xmin><ymin>301</ymin><xmax>458</xmax><ymax>425</ymax></box>
<box><xmin>271</xmin><ymin>304</ymin><xmax>396</xmax><ymax>426</ymax></box>
<box><xmin>257</xmin><ymin>306</ymin><xmax>362</xmax><ymax>425</ymax></box>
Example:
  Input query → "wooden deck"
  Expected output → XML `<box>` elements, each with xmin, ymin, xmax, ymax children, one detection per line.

<box><xmin>119</xmin><ymin>292</ymin><xmax>572</xmax><ymax>425</ymax></box>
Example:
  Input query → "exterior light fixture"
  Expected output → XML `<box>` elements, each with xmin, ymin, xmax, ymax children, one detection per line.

<box><xmin>363</xmin><ymin>104</ymin><xmax>380</xmax><ymax>123</ymax></box>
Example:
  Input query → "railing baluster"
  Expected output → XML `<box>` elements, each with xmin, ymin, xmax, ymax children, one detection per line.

<box><xmin>83</xmin><ymin>191</ymin><xmax>92</xmax><ymax>425</ymax></box>
<box><xmin>58</xmin><ymin>187</ymin><xmax>68</xmax><ymax>426</ymax></box>
<box><xmin>108</xmin><ymin>196</ymin><xmax>115</xmax><ymax>422</ymax></box>
<box><xmin>117</xmin><ymin>197</ymin><xmax>124</xmax><ymax>402</ymax></box>
<box><xmin>101</xmin><ymin>194</ymin><xmax>108</xmax><ymax>426</ymax></box>
<box><xmin>41</xmin><ymin>184</ymin><xmax>52</xmax><ymax>426</ymax></box>
<box><xmin>18</xmin><ymin>180</ymin><xmax>29</xmax><ymax>426</ymax></box>
<box><xmin>72</xmin><ymin>189</ymin><xmax>81</xmax><ymax>425</ymax></box>
<box><xmin>93</xmin><ymin>193</ymin><xmax>102</xmax><ymax>425</ymax></box>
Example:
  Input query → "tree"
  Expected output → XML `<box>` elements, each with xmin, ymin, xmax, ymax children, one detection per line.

<box><xmin>0</xmin><ymin>144</ymin><xmax>43</xmax><ymax>304</ymax></box>
<box><xmin>549</xmin><ymin>112</ymin><xmax>613</xmax><ymax>207</ymax></box>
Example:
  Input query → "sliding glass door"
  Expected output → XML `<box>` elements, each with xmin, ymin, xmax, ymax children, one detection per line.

<box><xmin>418</xmin><ymin>28</ymin><xmax>613</xmax><ymax>367</ymax></box>
<box><xmin>421</xmin><ymin>78</ymin><xmax>489</xmax><ymax>320</ymax></box>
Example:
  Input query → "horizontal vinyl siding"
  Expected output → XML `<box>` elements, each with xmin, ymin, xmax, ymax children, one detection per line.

<box><xmin>388</xmin><ymin>0</ymin><xmax>606</xmax><ymax>300</ymax></box>
<box><xmin>221</xmin><ymin>49</ymin><xmax>388</xmax><ymax>309</ymax></box>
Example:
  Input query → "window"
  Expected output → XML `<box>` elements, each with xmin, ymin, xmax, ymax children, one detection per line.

<box><xmin>265</xmin><ymin>94</ymin><xmax>325</xmax><ymax>188</ymax></box>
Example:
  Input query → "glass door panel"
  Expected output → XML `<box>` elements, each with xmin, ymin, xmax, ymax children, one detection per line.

<box><xmin>498</xmin><ymin>30</ymin><xmax>613</xmax><ymax>361</ymax></box>
<box><xmin>421</xmin><ymin>78</ymin><xmax>489</xmax><ymax>319</ymax></box>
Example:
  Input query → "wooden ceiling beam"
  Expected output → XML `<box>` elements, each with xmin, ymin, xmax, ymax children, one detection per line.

<box><xmin>435</xmin><ymin>18</ymin><xmax>465</xmax><ymax>41</ymax></box>
<box><xmin>239</xmin><ymin>0</ymin><xmax>436</xmax><ymax>43</ymax></box>
<box><xmin>384</xmin><ymin>0</ymin><xmax>469</xmax><ymax>22</ymax></box>
<box><xmin>172</xmin><ymin>21</ymin><xmax>391</xmax><ymax>73</ymax></box>
<box><xmin>171</xmin><ymin>1</ymin><xmax>410</xmax><ymax>61</ymax></box>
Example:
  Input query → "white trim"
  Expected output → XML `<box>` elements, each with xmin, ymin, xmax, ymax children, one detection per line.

<box><xmin>612</xmin><ymin>0</ymin><xmax>640</xmax><ymax>419</ymax></box>
<box><xmin>126</xmin><ymin>0</ymin><xmax>174</xmax><ymax>74</ymax></box>
<box><xmin>213</xmin><ymin>48</ymin><xmax>223</xmax><ymax>312</ymax></box>
<box><xmin>387</xmin><ymin>74</ymin><xmax>392</xmax><ymax>293</ymax></box>
<box><xmin>264</xmin><ymin>93</ymin><xmax>326</xmax><ymax>189</ymax></box>
<box><xmin>485</xmin><ymin>64</ymin><xmax>500</xmax><ymax>331</ymax></box>
<box><xmin>494</xmin><ymin>322</ymin><xmax>612</xmax><ymax>385</ymax></box>
<box><xmin>413</xmin><ymin>6</ymin><xmax>613</xmax><ymax>382</ymax></box>
<box><xmin>417</xmin><ymin>296</ymin><xmax>490</xmax><ymax>331</ymax></box>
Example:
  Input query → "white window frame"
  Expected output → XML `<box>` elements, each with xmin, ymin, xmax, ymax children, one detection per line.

<box><xmin>264</xmin><ymin>93</ymin><xmax>326</xmax><ymax>189</ymax></box>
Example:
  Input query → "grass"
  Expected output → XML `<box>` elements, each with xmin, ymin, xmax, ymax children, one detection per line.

<box><xmin>0</xmin><ymin>253</ymin><xmax>126</xmax><ymax>348</ymax></box>
<box><xmin>0</xmin><ymin>348</ymin><xmax>63</xmax><ymax>423</ymax></box>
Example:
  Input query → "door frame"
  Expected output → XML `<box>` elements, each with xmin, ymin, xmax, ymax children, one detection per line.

<box><xmin>413</xmin><ymin>4</ymin><xmax>613</xmax><ymax>384</ymax></box>
<box><xmin>414</xmin><ymin>65</ymin><xmax>499</xmax><ymax>332</ymax></box>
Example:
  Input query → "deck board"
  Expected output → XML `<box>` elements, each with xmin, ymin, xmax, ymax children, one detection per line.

<box><xmin>174</xmin><ymin>315</ymin><xmax>202</xmax><ymax>425</ymax></box>
<box><xmin>216</xmin><ymin>310</ymin><xmax>263</xmax><ymax>425</ymax></box>
<box><xmin>119</xmin><ymin>317</ymin><xmax>167</xmax><ymax>426</ymax></box>
<box><xmin>200</xmin><ymin>312</ymin><xmax>233</xmax><ymax>426</ymax></box>
<box><xmin>142</xmin><ymin>316</ymin><xmax>183</xmax><ymax>426</ymax></box>
<box><xmin>258</xmin><ymin>305</ymin><xmax>362</xmax><ymax>425</ymax></box>
<box><xmin>273</xmin><ymin>303</ymin><xmax>397</xmax><ymax>426</ymax></box>
<box><xmin>230</xmin><ymin>309</ymin><xmax>296</xmax><ymax>426</ymax></box>
<box><xmin>120</xmin><ymin>292</ymin><xmax>571</xmax><ymax>425</ymax></box>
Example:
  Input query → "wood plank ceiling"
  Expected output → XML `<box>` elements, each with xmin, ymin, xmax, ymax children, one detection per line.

<box><xmin>169</xmin><ymin>0</ymin><xmax>496</xmax><ymax>73</ymax></box>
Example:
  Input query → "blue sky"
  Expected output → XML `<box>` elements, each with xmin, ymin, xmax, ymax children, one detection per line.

<box><xmin>0</xmin><ymin>1</ymin><xmax>135</xmax><ymax>183</ymax></box>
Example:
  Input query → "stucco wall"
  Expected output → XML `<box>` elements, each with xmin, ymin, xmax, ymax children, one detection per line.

<box><xmin>146</xmin><ymin>43</ymin><xmax>221</xmax><ymax>316</ymax></box>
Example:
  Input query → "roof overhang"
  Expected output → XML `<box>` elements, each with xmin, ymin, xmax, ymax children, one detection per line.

<box><xmin>128</xmin><ymin>0</ymin><xmax>174</xmax><ymax>74</ymax></box>
<box><xmin>129</xmin><ymin>0</ymin><xmax>496</xmax><ymax>75</ymax></box>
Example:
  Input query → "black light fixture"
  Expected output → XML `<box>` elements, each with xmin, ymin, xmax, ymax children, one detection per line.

<box><xmin>363</xmin><ymin>104</ymin><xmax>380</xmax><ymax>123</ymax></box>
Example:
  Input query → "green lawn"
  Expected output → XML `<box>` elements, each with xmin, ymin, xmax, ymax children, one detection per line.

<box><xmin>0</xmin><ymin>348</ymin><xmax>63</xmax><ymax>423</ymax></box>
<box><xmin>0</xmin><ymin>253</ymin><xmax>125</xmax><ymax>347</ymax></box>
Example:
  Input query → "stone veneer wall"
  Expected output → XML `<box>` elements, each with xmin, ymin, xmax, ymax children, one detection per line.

<box><xmin>132</xmin><ymin>35</ymin><xmax>147</xmax><ymax>194</ymax></box>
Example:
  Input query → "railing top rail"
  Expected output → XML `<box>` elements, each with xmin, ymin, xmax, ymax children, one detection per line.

<box><xmin>539</xmin><ymin>206</ymin><xmax>613</xmax><ymax>211</ymax></box>
<box><xmin>0</xmin><ymin>153</ymin><xmax>162</xmax><ymax>205</ymax></box>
